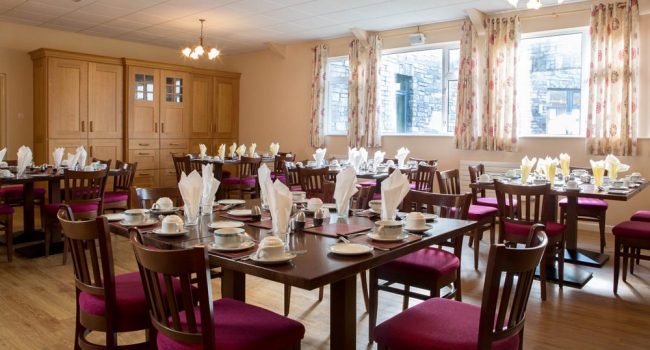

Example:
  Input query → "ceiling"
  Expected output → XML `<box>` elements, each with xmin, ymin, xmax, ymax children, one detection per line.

<box><xmin>0</xmin><ymin>0</ymin><xmax>587</xmax><ymax>54</ymax></box>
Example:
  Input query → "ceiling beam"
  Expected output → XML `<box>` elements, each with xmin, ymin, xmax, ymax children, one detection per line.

<box><xmin>265</xmin><ymin>42</ymin><xmax>287</xmax><ymax>59</ymax></box>
<box><xmin>350</xmin><ymin>27</ymin><xmax>369</xmax><ymax>47</ymax></box>
<box><xmin>465</xmin><ymin>8</ymin><xmax>486</xmax><ymax>36</ymax></box>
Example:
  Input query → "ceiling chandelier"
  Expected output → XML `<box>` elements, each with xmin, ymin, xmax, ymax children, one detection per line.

<box><xmin>507</xmin><ymin>0</ymin><xmax>564</xmax><ymax>10</ymax></box>
<box><xmin>181</xmin><ymin>19</ymin><xmax>220</xmax><ymax>60</ymax></box>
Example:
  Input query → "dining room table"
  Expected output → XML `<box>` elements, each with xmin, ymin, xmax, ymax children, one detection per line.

<box><xmin>109</xmin><ymin>199</ymin><xmax>477</xmax><ymax>350</ymax></box>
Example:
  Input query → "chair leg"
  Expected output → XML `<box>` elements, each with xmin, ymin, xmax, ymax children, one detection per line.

<box><xmin>318</xmin><ymin>286</ymin><xmax>324</xmax><ymax>301</ymax></box>
<box><xmin>368</xmin><ymin>269</ymin><xmax>379</xmax><ymax>344</ymax></box>
<box><xmin>599</xmin><ymin>212</ymin><xmax>606</xmax><ymax>254</ymax></box>
<box><xmin>473</xmin><ymin>229</ymin><xmax>480</xmax><ymax>270</ymax></box>
<box><xmin>402</xmin><ymin>285</ymin><xmax>410</xmax><ymax>310</ymax></box>
<box><xmin>360</xmin><ymin>271</ymin><xmax>369</xmax><ymax>313</ymax></box>
<box><xmin>557</xmin><ymin>239</ymin><xmax>564</xmax><ymax>290</ymax></box>
<box><xmin>539</xmin><ymin>254</ymin><xmax>547</xmax><ymax>301</ymax></box>
<box><xmin>614</xmin><ymin>239</ymin><xmax>621</xmax><ymax>294</ymax></box>
<box><xmin>44</xmin><ymin>218</ymin><xmax>52</xmax><ymax>258</ymax></box>
<box><xmin>454</xmin><ymin>272</ymin><xmax>462</xmax><ymax>302</ymax></box>
<box><xmin>622</xmin><ymin>245</ymin><xmax>629</xmax><ymax>282</ymax></box>
<box><xmin>5</xmin><ymin>215</ymin><xmax>13</xmax><ymax>262</ymax></box>
<box><xmin>284</xmin><ymin>284</ymin><xmax>291</xmax><ymax>316</ymax></box>
<box><xmin>62</xmin><ymin>236</ymin><xmax>68</xmax><ymax>265</ymax></box>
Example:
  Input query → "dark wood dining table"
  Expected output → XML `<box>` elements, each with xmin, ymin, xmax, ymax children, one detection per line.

<box><xmin>110</xmin><ymin>201</ymin><xmax>477</xmax><ymax>350</ymax></box>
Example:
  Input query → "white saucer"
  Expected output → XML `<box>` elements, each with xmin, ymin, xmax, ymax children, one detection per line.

<box><xmin>477</xmin><ymin>180</ymin><xmax>493</xmax><ymax>184</ymax></box>
<box><xmin>119</xmin><ymin>218</ymin><xmax>159</xmax><ymax>227</ymax></box>
<box><xmin>367</xmin><ymin>232</ymin><xmax>409</xmax><ymax>242</ymax></box>
<box><xmin>403</xmin><ymin>224</ymin><xmax>432</xmax><ymax>233</ymax></box>
<box><xmin>218</xmin><ymin>199</ymin><xmax>246</xmax><ymax>205</ymax></box>
<box><xmin>369</xmin><ymin>208</ymin><xmax>381</xmax><ymax>214</ymax></box>
<box><xmin>210</xmin><ymin>240</ymin><xmax>255</xmax><ymax>252</ymax></box>
<box><xmin>103</xmin><ymin>213</ymin><xmax>125</xmax><ymax>222</ymax></box>
<box><xmin>209</xmin><ymin>221</ymin><xmax>246</xmax><ymax>229</ymax></box>
<box><xmin>249</xmin><ymin>252</ymin><xmax>296</xmax><ymax>265</ymax></box>
<box><xmin>227</xmin><ymin>209</ymin><xmax>252</xmax><ymax>217</ymax></box>
<box><xmin>322</xmin><ymin>203</ymin><xmax>337</xmax><ymax>210</ymax></box>
<box><xmin>152</xmin><ymin>228</ymin><xmax>188</xmax><ymax>236</ymax></box>
<box><xmin>329</xmin><ymin>243</ymin><xmax>374</xmax><ymax>256</ymax></box>
<box><xmin>421</xmin><ymin>213</ymin><xmax>438</xmax><ymax>221</ymax></box>
<box><xmin>292</xmin><ymin>198</ymin><xmax>308</xmax><ymax>204</ymax></box>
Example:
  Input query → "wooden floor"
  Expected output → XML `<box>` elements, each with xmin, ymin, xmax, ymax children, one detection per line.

<box><xmin>1</xmin><ymin>208</ymin><xmax>649</xmax><ymax>349</ymax></box>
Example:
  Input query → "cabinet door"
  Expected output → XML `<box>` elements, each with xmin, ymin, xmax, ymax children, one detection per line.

<box><xmin>89</xmin><ymin>63</ymin><xmax>123</xmax><ymax>139</ymax></box>
<box><xmin>213</xmin><ymin>78</ymin><xmax>238</xmax><ymax>139</ymax></box>
<box><xmin>128</xmin><ymin>149</ymin><xmax>159</xmax><ymax>170</ymax></box>
<box><xmin>190</xmin><ymin>75</ymin><xmax>212</xmax><ymax>139</ymax></box>
<box><xmin>48</xmin><ymin>58</ymin><xmax>88</xmax><ymax>139</ymax></box>
<box><xmin>128</xmin><ymin>66</ymin><xmax>159</xmax><ymax>139</ymax></box>
<box><xmin>159</xmin><ymin>169</ymin><xmax>178</xmax><ymax>188</ymax></box>
<box><xmin>89</xmin><ymin>139</ymin><xmax>122</xmax><ymax>165</ymax></box>
<box><xmin>133</xmin><ymin>169</ymin><xmax>159</xmax><ymax>188</ymax></box>
<box><xmin>160</xmin><ymin>70</ymin><xmax>190</xmax><ymax>139</ymax></box>
<box><xmin>48</xmin><ymin>139</ymin><xmax>88</xmax><ymax>163</ymax></box>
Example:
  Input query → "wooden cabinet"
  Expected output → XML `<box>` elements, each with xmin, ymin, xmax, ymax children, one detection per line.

<box><xmin>190</xmin><ymin>75</ymin><xmax>212</xmax><ymax>139</ymax></box>
<box><xmin>47</xmin><ymin>58</ymin><xmax>88</xmax><ymax>139</ymax></box>
<box><xmin>128</xmin><ymin>66</ymin><xmax>159</xmax><ymax>139</ymax></box>
<box><xmin>214</xmin><ymin>78</ymin><xmax>238</xmax><ymax>139</ymax></box>
<box><xmin>88</xmin><ymin>63</ymin><xmax>123</xmax><ymax>139</ymax></box>
<box><xmin>160</xmin><ymin>70</ymin><xmax>191</xmax><ymax>139</ymax></box>
<box><xmin>89</xmin><ymin>139</ymin><xmax>122</xmax><ymax>164</ymax></box>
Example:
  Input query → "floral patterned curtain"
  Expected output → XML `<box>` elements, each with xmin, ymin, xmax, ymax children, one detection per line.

<box><xmin>348</xmin><ymin>39</ymin><xmax>365</xmax><ymax>148</ymax></box>
<box><xmin>310</xmin><ymin>44</ymin><xmax>328</xmax><ymax>148</ymax></box>
<box><xmin>364</xmin><ymin>35</ymin><xmax>382</xmax><ymax>148</ymax></box>
<box><xmin>481</xmin><ymin>16</ymin><xmax>520</xmax><ymax>152</ymax></box>
<box><xmin>586</xmin><ymin>0</ymin><xmax>639</xmax><ymax>156</ymax></box>
<box><xmin>454</xmin><ymin>21</ymin><xmax>480</xmax><ymax>150</ymax></box>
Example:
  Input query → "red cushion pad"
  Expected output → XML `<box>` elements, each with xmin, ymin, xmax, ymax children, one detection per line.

<box><xmin>467</xmin><ymin>205</ymin><xmax>498</xmax><ymax>221</ymax></box>
<box><xmin>558</xmin><ymin>197</ymin><xmax>608</xmax><ymax>209</ymax></box>
<box><xmin>476</xmin><ymin>197</ymin><xmax>517</xmax><ymax>208</ymax></box>
<box><xmin>358</xmin><ymin>181</ymin><xmax>376</xmax><ymax>187</ymax></box>
<box><xmin>0</xmin><ymin>204</ymin><xmax>14</xmax><ymax>215</ymax></box>
<box><xmin>104</xmin><ymin>191</ymin><xmax>129</xmax><ymax>204</ymax></box>
<box><xmin>378</xmin><ymin>247</ymin><xmax>459</xmax><ymax>285</ymax></box>
<box><xmin>630</xmin><ymin>210</ymin><xmax>650</xmax><ymax>223</ymax></box>
<box><xmin>157</xmin><ymin>298</ymin><xmax>305</xmax><ymax>350</ymax></box>
<box><xmin>0</xmin><ymin>185</ymin><xmax>46</xmax><ymax>200</ymax></box>
<box><xmin>222</xmin><ymin>177</ymin><xmax>256</xmax><ymax>187</ymax></box>
<box><xmin>371</xmin><ymin>193</ymin><xmax>382</xmax><ymax>200</ymax></box>
<box><xmin>270</xmin><ymin>174</ymin><xmax>287</xmax><ymax>183</ymax></box>
<box><xmin>375</xmin><ymin>298</ymin><xmax>519</xmax><ymax>350</ymax></box>
<box><xmin>612</xmin><ymin>221</ymin><xmax>650</xmax><ymax>238</ymax></box>
<box><xmin>504</xmin><ymin>221</ymin><xmax>565</xmax><ymax>238</ymax></box>
<box><xmin>44</xmin><ymin>202</ymin><xmax>98</xmax><ymax>215</ymax></box>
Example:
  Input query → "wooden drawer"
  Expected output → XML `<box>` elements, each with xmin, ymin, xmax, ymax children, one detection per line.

<box><xmin>161</xmin><ymin>139</ymin><xmax>189</xmax><ymax>149</ymax></box>
<box><xmin>128</xmin><ymin>149</ymin><xmax>159</xmax><ymax>170</ymax></box>
<box><xmin>159</xmin><ymin>169</ymin><xmax>178</xmax><ymax>187</ymax></box>
<box><xmin>132</xmin><ymin>169</ymin><xmax>159</xmax><ymax>188</ymax></box>
<box><xmin>160</xmin><ymin>148</ymin><xmax>187</xmax><ymax>169</ymax></box>
<box><xmin>129</xmin><ymin>139</ymin><xmax>159</xmax><ymax>150</ymax></box>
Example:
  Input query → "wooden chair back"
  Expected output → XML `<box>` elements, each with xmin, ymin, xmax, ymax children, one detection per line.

<box><xmin>130</xmin><ymin>231</ymin><xmax>215</xmax><ymax>348</ymax></box>
<box><xmin>239</xmin><ymin>156</ymin><xmax>262</xmax><ymax>178</ymax></box>
<box><xmin>274</xmin><ymin>154</ymin><xmax>295</xmax><ymax>175</ymax></box>
<box><xmin>113</xmin><ymin>160</ymin><xmax>137</xmax><ymax>192</ymax></box>
<box><xmin>135</xmin><ymin>187</ymin><xmax>183</xmax><ymax>209</ymax></box>
<box><xmin>353</xmin><ymin>185</ymin><xmax>373</xmax><ymax>210</ymax></box>
<box><xmin>321</xmin><ymin>181</ymin><xmax>335</xmax><ymax>204</ymax></box>
<box><xmin>409</xmin><ymin>157</ymin><xmax>436</xmax><ymax>166</ymax></box>
<box><xmin>478</xmin><ymin>230</ymin><xmax>547</xmax><ymax>350</ymax></box>
<box><xmin>494</xmin><ymin>181</ymin><xmax>551</xmax><ymax>244</ymax></box>
<box><xmin>412</xmin><ymin>164</ymin><xmax>437</xmax><ymax>192</ymax></box>
<box><xmin>298</xmin><ymin>167</ymin><xmax>329</xmax><ymax>198</ymax></box>
<box><xmin>172</xmin><ymin>154</ymin><xmax>191</xmax><ymax>182</ymax></box>
<box><xmin>63</xmin><ymin>169</ymin><xmax>108</xmax><ymax>216</ymax></box>
<box><xmin>191</xmin><ymin>160</ymin><xmax>224</xmax><ymax>181</ymax></box>
<box><xmin>468</xmin><ymin>164</ymin><xmax>488</xmax><ymax>203</ymax></box>
<box><xmin>285</xmin><ymin>166</ymin><xmax>300</xmax><ymax>189</ymax></box>
<box><xmin>436</xmin><ymin>169</ymin><xmax>462</xmax><ymax>195</ymax></box>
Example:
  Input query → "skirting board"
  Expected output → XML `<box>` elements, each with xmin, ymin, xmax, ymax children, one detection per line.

<box><xmin>579</xmin><ymin>221</ymin><xmax>613</xmax><ymax>234</ymax></box>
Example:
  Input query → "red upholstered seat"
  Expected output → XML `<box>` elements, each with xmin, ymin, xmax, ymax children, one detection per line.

<box><xmin>358</xmin><ymin>180</ymin><xmax>376</xmax><ymax>187</ymax></box>
<box><xmin>0</xmin><ymin>185</ymin><xmax>46</xmax><ymax>200</ymax></box>
<box><xmin>378</xmin><ymin>247</ymin><xmax>459</xmax><ymax>282</ymax></box>
<box><xmin>270</xmin><ymin>174</ymin><xmax>287</xmax><ymax>183</ymax></box>
<box><xmin>44</xmin><ymin>202</ymin><xmax>98</xmax><ymax>215</ymax></box>
<box><xmin>157</xmin><ymin>298</ymin><xmax>305</xmax><ymax>350</ymax></box>
<box><xmin>631</xmin><ymin>210</ymin><xmax>650</xmax><ymax>223</ymax></box>
<box><xmin>222</xmin><ymin>177</ymin><xmax>256</xmax><ymax>187</ymax></box>
<box><xmin>504</xmin><ymin>221</ymin><xmax>565</xmax><ymax>238</ymax></box>
<box><xmin>476</xmin><ymin>197</ymin><xmax>517</xmax><ymax>208</ymax></box>
<box><xmin>104</xmin><ymin>191</ymin><xmax>129</xmax><ymax>204</ymax></box>
<box><xmin>375</xmin><ymin>298</ymin><xmax>519</xmax><ymax>350</ymax></box>
<box><xmin>558</xmin><ymin>197</ymin><xmax>608</xmax><ymax>209</ymax></box>
<box><xmin>372</xmin><ymin>193</ymin><xmax>382</xmax><ymax>200</ymax></box>
<box><xmin>468</xmin><ymin>205</ymin><xmax>498</xmax><ymax>221</ymax></box>
<box><xmin>0</xmin><ymin>204</ymin><xmax>14</xmax><ymax>215</ymax></box>
<box><xmin>612</xmin><ymin>221</ymin><xmax>650</xmax><ymax>239</ymax></box>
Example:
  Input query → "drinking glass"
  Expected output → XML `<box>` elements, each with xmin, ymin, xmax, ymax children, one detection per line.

<box><xmin>184</xmin><ymin>205</ymin><xmax>199</xmax><ymax>226</ymax></box>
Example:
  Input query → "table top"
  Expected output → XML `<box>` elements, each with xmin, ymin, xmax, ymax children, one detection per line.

<box><xmin>111</xmin><ymin>205</ymin><xmax>476</xmax><ymax>290</ymax></box>
<box><xmin>0</xmin><ymin>168</ymin><xmax>122</xmax><ymax>185</ymax></box>
<box><xmin>190</xmin><ymin>157</ymin><xmax>275</xmax><ymax>165</ymax></box>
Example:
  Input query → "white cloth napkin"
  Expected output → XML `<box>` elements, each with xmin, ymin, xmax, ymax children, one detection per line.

<box><xmin>217</xmin><ymin>144</ymin><xmax>226</xmax><ymax>160</ymax></box>
<box><xmin>359</xmin><ymin>148</ymin><xmax>368</xmax><ymax>163</ymax></box>
<box><xmin>201</xmin><ymin>164</ymin><xmax>220</xmax><ymax>208</ymax></box>
<box><xmin>0</xmin><ymin>148</ymin><xmax>6</xmax><ymax>163</ymax></box>
<box><xmin>178</xmin><ymin>170</ymin><xmax>204</xmax><ymax>221</ymax></box>
<box><xmin>381</xmin><ymin>169</ymin><xmax>410</xmax><ymax>220</ymax></box>
<box><xmin>334</xmin><ymin>166</ymin><xmax>358</xmax><ymax>215</ymax></box>
<box><xmin>268</xmin><ymin>180</ymin><xmax>292</xmax><ymax>234</ymax></box>
<box><xmin>76</xmin><ymin>146</ymin><xmax>87</xmax><ymax>169</ymax></box>
<box><xmin>313</xmin><ymin>148</ymin><xmax>327</xmax><ymax>166</ymax></box>
<box><xmin>16</xmin><ymin>146</ymin><xmax>32</xmax><ymax>177</ymax></box>
<box><xmin>236</xmin><ymin>144</ymin><xmax>247</xmax><ymax>157</ymax></box>
<box><xmin>52</xmin><ymin>147</ymin><xmax>64</xmax><ymax>168</ymax></box>
<box><xmin>270</xmin><ymin>142</ymin><xmax>280</xmax><ymax>156</ymax></box>
<box><xmin>229</xmin><ymin>143</ymin><xmax>237</xmax><ymax>158</ymax></box>
<box><xmin>347</xmin><ymin>147</ymin><xmax>362</xmax><ymax>171</ymax></box>
<box><xmin>249</xmin><ymin>143</ymin><xmax>257</xmax><ymax>157</ymax></box>
<box><xmin>373</xmin><ymin>150</ymin><xmax>385</xmax><ymax>164</ymax></box>
<box><xmin>605</xmin><ymin>154</ymin><xmax>630</xmax><ymax>179</ymax></box>
<box><xmin>63</xmin><ymin>153</ymin><xmax>75</xmax><ymax>167</ymax></box>
<box><xmin>258</xmin><ymin>163</ymin><xmax>273</xmax><ymax>207</ymax></box>
<box><xmin>395</xmin><ymin>147</ymin><xmax>410</xmax><ymax>168</ymax></box>
<box><xmin>199</xmin><ymin>144</ymin><xmax>207</xmax><ymax>158</ymax></box>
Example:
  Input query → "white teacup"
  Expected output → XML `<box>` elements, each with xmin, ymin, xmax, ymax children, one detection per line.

<box><xmin>83</xmin><ymin>165</ymin><xmax>94</xmax><ymax>171</ymax></box>
<box><xmin>566</xmin><ymin>180</ymin><xmax>579</xmax><ymax>190</ymax></box>
<box><xmin>405</xmin><ymin>212</ymin><xmax>426</xmax><ymax>229</ymax></box>
<box><xmin>256</xmin><ymin>236</ymin><xmax>285</xmax><ymax>260</ymax></box>
<box><xmin>0</xmin><ymin>169</ymin><xmax>11</xmax><ymax>177</ymax></box>
<box><xmin>307</xmin><ymin>197</ymin><xmax>323</xmax><ymax>212</ymax></box>
<box><xmin>478</xmin><ymin>173</ymin><xmax>492</xmax><ymax>182</ymax></box>
<box><xmin>375</xmin><ymin>220</ymin><xmax>403</xmax><ymax>238</ymax></box>
<box><xmin>630</xmin><ymin>172</ymin><xmax>642</xmax><ymax>181</ymax></box>
<box><xmin>292</xmin><ymin>191</ymin><xmax>306</xmax><ymax>202</ymax></box>
<box><xmin>214</xmin><ymin>227</ymin><xmax>245</xmax><ymax>248</ymax></box>
<box><xmin>385</xmin><ymin>160</ymin><xmax>395</xmax><ymax>167</ymax></box>
<box><xmin>307</xmin><ymin>160</ymin><xmax>317</xmax><ymax>167</ymax></box>
<box><xmin>153</xmin><ymin>197</ymin><xmax>174</xmax><ymax>211</ymax></box>
<box><xmin>123</xmin><ymin>209</ymin><xmax>148</xmax><ymax>224</ymax></box>
<box><xmin>369</xmin><ymin>200</ymin><xmax>382</xmax><ymax>212</ymax></box>
<box><xmin>162</xmin><ymin>215</ymin><xmax>184</xmax><ymax>233</ymax></box>
<box><xmin>611</xmin><ymin>180</ymin><xmax>626</xmax><ymax>189</ymax></box>
<box><xmin>582</xmin><ymin>184</ymin><xmax>596</xmax><ymax>193</ymax></box>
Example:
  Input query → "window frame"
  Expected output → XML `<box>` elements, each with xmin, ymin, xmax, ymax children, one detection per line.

<box><xmin>517</xmin><ymin>27</ymin><xmax>590</xmax><ymax>138</ymax></box>
<box><xmin>324</xmin><ymin>55</ymin><xmax>350</xmax><ymax>136</ymax></box>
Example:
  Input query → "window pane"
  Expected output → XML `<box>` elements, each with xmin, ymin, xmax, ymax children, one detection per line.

<box><xmin>518</xmin><ymin>33</ymin><xmax>583</xmax><ymax>135</ymax></box>
<box><xmin>325</xmin><ymin>57</ymin><xmax>350</xmax><ymax>134</ymax></box>
<box><xmin>447</xmin><ymin>80</ymin><xmax>458</xmax><ymax>133</ymax></box>
<box><xmin>448</xmin><ymin>49</ymin><xmax>460</xmax><ymax>77</ymax></box>
<box><xmin>379</xmin><ymin>49</ymin><xmax>444</xmax><ymax>134</ymax></box>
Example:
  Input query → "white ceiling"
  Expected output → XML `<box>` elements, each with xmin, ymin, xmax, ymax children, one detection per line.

<box><xmin>0</xmin><ymin>0</ymin><xmax>587</xmax><ymax>54</ymax></box>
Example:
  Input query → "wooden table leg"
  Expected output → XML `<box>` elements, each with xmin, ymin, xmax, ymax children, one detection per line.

<box><xmin>330</xmin><ymin>275</ymin><xmax>356</xmax><ymax>350</ymax></box>
<box><xmin>221</xmin><ymin>268</ymin><xmax>246</xmax><ymax>301</ymax></box>
<box><xmin>565</xmin><ymin>195</ymin><xmax>578</xmax><ymax>250</ymax></box>
<box><xmin>22</xmin><ymin>181</ymin><xmax>35</xmax><ymax>233</ymax></box>
<box><xmin>48</xmin><ymin>179</ymin><xmax>61</xmax><ymax>203</ymax></box>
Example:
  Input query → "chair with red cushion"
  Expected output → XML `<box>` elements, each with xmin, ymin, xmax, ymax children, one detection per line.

<box><xmin>284</xmin><ymin>165</ymin><xmax>302</xmax><ymax>192</ymax></box>
<box><xmin>631</xmin><ymin>210</ymin><xmax>650</xmax><ymax>222</ymax></box>
<box><xmin>373</xmin><ymin>227</ymin><xmax>548</xmax><ymax>349</ymax></box>
<box><xmin>494</xmin><ymin>181</ymin><xmax>565</xmax><ymax>301</ymax></box>
<box><xmin>103</xmin><ymin>160</ymin><xmax>137</xmax><ymax>213</ymax></box>
<box><xmin>272</xmin><ymin>153</ymin><xmax>294</xmax><ymax>183</ymax></box>
<box><xmin>222</xmin><ymin>156</ymin><xmax>262</xmax><ymax>199</ymax></box>
<box><xmin>369</xmin><ymin>191</ymin><xmax>472</xmax><ymax>342</ymax></box>
<box><xmin>129</xmin><ymin>230</ymin><xmax>305</xmax><ymax>350</ymax></box>
<box><xmin>612</xmin><ymin>220</ymin><xmax>650</xmax><ymax>294</ymax></box>
<box><xmin>438</xmin><ymin>169</ymin><xmax>497</xmax><ymax>270</ymax></box>
<box><xmin>0</xmin><ymin>204</ymin><xmax>14</xmax><ymax>261</ymax></box>
<box><xmin>298</xmin><ymin>166</ymin><xmax>330</xmax><ymax>200</ymax></box>
<box><xmin>0</xmin><ymin>160</ymin><xmax>46</xmax><ymax>223</ymax></box>
<box><xmin>468</xmin><ymin>164</ymin><xmax>517</xmax><ymax>209</ymax></box>
<box><xmin>411</xmin><ymin>163</ymin><xmax>437</xmax><ymax>192</ymax></box>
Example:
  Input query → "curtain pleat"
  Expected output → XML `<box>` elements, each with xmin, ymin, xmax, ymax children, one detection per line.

<box><xmin>310</xmin><ymin>44</ymin><xmax>328</xmax><ymax>148</ymax></box>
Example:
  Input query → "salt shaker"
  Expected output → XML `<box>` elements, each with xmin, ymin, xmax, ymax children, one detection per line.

<box><xmin>251</xmin><ymin>205</ymin><xmax>262</xmax><ymax>221</ymax></box>
<box><xmin>313</xmin><ymin>208</ymin><xmax>324</xmax><ymax>227</ymax></box>
<box><xmin>294</xmin><ymin>211</ymin><xmax>306</xmax><ymax>231</ymax></box>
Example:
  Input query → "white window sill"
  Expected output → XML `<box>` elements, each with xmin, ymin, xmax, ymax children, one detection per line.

<box><xmin>519</xmin><ymin>135</ymin><xmax>585</xmax><ymax>139</ymax></box>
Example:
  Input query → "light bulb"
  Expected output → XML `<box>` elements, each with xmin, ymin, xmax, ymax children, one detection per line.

<box><xmin>557</xmin><ymin>0</ymin><xmax>564</xmax><ymax>3</ymax></box>
<box><xmin>190</xmin><ymin>51</ymin><xmax>199</xmax><ymax>59</ymax></box>
<box><xmin>194</xmin><ymin>45</ymin><xmax>204</xmax><ymax>56</ymax></box>
<box><xmin>507</xmin><ymin>0</ymin><xmax>518</xmax><ymax>7</ymax></box>
<box><xmin>527</xmin><ymin>0</ymin><xmax>541</xmax><ymax>9</ymax></box>
<box><xmin>181</xmin><ymin>47</ymin><xmax>192</xmax><ymax>57</ymax></box>
<box><xmin>208</xmin><ymin>48</ymin><xmax>220</xmax><ymax>59</ymax></box>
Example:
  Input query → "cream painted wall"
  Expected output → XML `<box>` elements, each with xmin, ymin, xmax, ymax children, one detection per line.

<box><xmin>221</xmin><ymin>2</ymin><xmax>650</xmax><ymax>229</ymax></box>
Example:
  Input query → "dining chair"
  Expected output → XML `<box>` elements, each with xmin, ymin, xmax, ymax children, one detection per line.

<box><xmin>273</xmin><ymin>153</ymin><xmax>295</xmax><ymax>183</ymax></box>
<box><xmin>373</xmin><ymin>226</ymin><xmax>548</xmax><ymax>350</ymax></box>
<box><xmin>285</xmin><ymin>165</ymin><xmax>302</xmax><ymax>191</ymax></box>
<box><xmin>468</xmin><ymin>163</ymin><xmax>518</xmax><ymax>209</ymax></box>
<box><xmin>171</xmin><ymin>153</ymin><xmax>191</xmax><ymax>182</ymax></box>
<box><xmin>409</xmin><ymin>157</ymin><xmax>436</xmax><ymax>166</ymax></box>
<box><xmin>0</xmin><ymin>159</ymin><xmax>46</xmax><ymax>226</ymax></box>
<box><xmin>134</xmin><ymin>187</ymin><xmax>183</xmax><ymax>209</ymax></box>
<box><xmin>437</xmin><ymin>169</ymin><xmax>497</xmax><ymax>270</ymax></box>
<box><xmin>298</xmin><ymin>166</ymin><xmax>330</xmax><ymax>200</ymax></box>
<box><xmin>612</xmin><ymin>220</ymin><xmax>650</xmax><ymax>294</ymax></box>
<box><xmin>0</xmin><ymin>204</ymin><xmax>14</xmax><ymax>261</ymax></box>
<box><xmin>411</xmin><ymin>163</ymin><xmax>437</xmax><ymax>192</ymax></box>
<box><xmin>222</xmin><ymin>156</ymin><xmax>262</xmax><ymax>199</ymax></box>
<box><xmin>369</xmin><ymin>191</ymin><xmax>471</xmax><ymax>342</ymax></box>
<box><xmin>494</xmin><ymin>181</ymin><xmax>565</xmax><ymax>301</ymax></box>
<box><xmin>558</xmin><ymin>166</ymin><xmax>609</xmax><ymax>254</ymax></box>
<box><xmin>129</xmin><ymin>230</ymin><xmax>306</xmax><ymax>349</ymax></box>
<box><xmin>43</xmin><ymin>168</ymin><xmax>108</xmax><ymax>261</ymax></box>
<box><xmin>91</xmin><ymin>157</ymin><xmax>113</xmax><ymax>169</ymax></box>
<box><xmin>103</xmin><ymin>160</ymin><xmax>137</xmax><ymax>212</ymax></box>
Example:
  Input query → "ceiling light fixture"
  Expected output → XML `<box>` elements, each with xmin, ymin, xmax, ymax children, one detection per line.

<box><xmin>506</xmin><ymin>0</ymin><xmax>564</xmax><ymax>9</ymax></box>
<box><xmin>181</xmin><ymin>19</ymin><xmax>220</xmax><ymax>60</ymax></box>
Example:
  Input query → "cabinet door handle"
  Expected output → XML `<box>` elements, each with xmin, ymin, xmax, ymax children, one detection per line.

<box><xmin>139</xmin><ymin>173</ymin><xmax>151</xmax><ymax>176</ymax></box>
<box><xmin>81</xmin><ymin>121</ymin><xmax>85</xmax><ymax>132</ymax></box>
<box><xmin>154</xmin><ymin>123</ymin><xmax>158</xmax><ymax>133</ymax></box>
<box><xmin>169</xmin><ymin>143</ymin><xmax>180</xmax><ymax>146</ymax></box>
<box><xmin>89</xmin><ymin>121</ymin><xmax>94</xmax><ymax>132</ymax></box>
<box><xmin>138</xmin><ymin>143</ymin><xmax>150</xmax><ymax>147</ymax></box>
<box><xmin>161</xmin><ymin>122</ymin><xmax>165</xmax><ymax>134</ymax></box>
<box><xmin>137</xmin><ymin>152</ymin><xmax>149</xmax><ymax>156</ymax></box>
<box><xmin>90</xmin><ymin>146</ymin><xmax>93</xmax><ymax>157</ymax></box>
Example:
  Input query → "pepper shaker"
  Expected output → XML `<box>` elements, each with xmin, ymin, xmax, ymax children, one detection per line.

<box><xmin>251</xmin><ymin>205</ymin><xmax>262</xmax><ymax>221</ymax></box>
<box><xmin>294</xmin><ymin>211</ymin><xmax>306</xmax><ymax>231</ymax></box>
<box><xmin>313</xmin><ymin>208</ymin><xmax>324</xmax><ymax>226</ymax></box>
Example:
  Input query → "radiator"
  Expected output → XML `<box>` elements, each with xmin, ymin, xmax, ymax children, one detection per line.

<box><xmin>458</xmin><ymin>160</ymin><xmax>519</xmax><ymax>193</ymax></box>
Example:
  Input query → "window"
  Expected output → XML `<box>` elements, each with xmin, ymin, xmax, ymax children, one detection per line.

<box><xmin>135</xmin><ymin>74</ymin><xmax>154</xmax><ymax>101</ymax></box>
<box><xmin>165</xmin><ymin>77</ymin><xmax>183</xmax><ymax>103</ymax></box>
<box><xmin>517</xmin><ymin>30</ymin><xmax>587</xmax><ymax>136</ymax></box>
<box><xmin>324</xmin><ymin>56</ymin><xmax>350</xmax><ymax>135</ymax></box>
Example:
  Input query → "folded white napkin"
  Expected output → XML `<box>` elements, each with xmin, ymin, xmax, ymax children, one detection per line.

<box><xmin>16</xmin><ymin>145</ymin><xmax>32</xmax><ymax>177</ymax></box>
<box><xmin>63</xmin><ymin>153</ymin><xmax>74</xmax><ymax>167</ymax></box>
<box><xmin>229</xmin><ymin>143</ymin><xmax>237</xmax><ymax>158</ymax></box>
<box><xmin>360</xmin><ymin>148</ymin><xmax>368</xmax><ymax>163</ymax></box>
<box><xmin>236</xmin><ymin>144</ymin><xmax>247</xmax><ymax>157</ymax></box>
<box><xmin>199</xmin><ymin>144</ymin><xmax>207</xmax><ymax>158</ymax></box>
<box><xmin>395</xmin><ymin>147</ymin><xmax>410</xmax><ymax>168</ymax></box>
<box><xmin>258</xmin><ymin>163</ymin><xmax>273</xmax><ymax>207</ymax></box>
<box><xmin>381</xmin><ymin>169</ymin><xmax>410</xmax><ymax>220</ymax></box>
<box><xmin>52</xmin><ymin>147</ymin><xmax>64</xmax><ymax>168</ymax></box>
<box><xmin>334</xmin><ymin>166</ymin><xmax>358</xmax><ymax>215</ymax></box>
<box><xmin>178</xmin><ymin>170</ymin><xmax>204</xmax><ymax>222</ymax></box>
<box><xmin>76</xmin><ymin>146</ymin><xmax>87</xmax><ymax>169</ymax></box>
<box><xmin>0</xmin><ymin>148</ymin><xmax>6</xmax><ymax>163</ymax></box>
<box><xmin>313</xmin><ymin>148</ymin><xmax>327</xmax><ymax>166</ymax></box>
<box><xmin>201</xmin><ymin>164</ymin><xmax>220</xmax><ymax>208</ymax></box>
<box><xmin>373</xmin><ymin>150</ymin><xmax>385</xmax><ymax>164</ymax></box>
<box><xmin>249</xmin><ymin>143</ymin><xmax>257</xmax><ymax>157</ymax></box>
<box><xmin>605</xmin><ymin>154</ymin><xmax>630</xmax><ymax>179</ymax></box>
<box><xmin>218</xmin><ymin>144</ymin><xmax>226</xmax><ymax>160</ymax></box>
<box><xmin>268</xmin><ymin>180</ymin><xmax>292</xmax><ymax>234</ymax></box>
<box><xmin>270</xmin><ymin>142</ymin><xmax>280</xmax><ymax>156</ymax></box>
